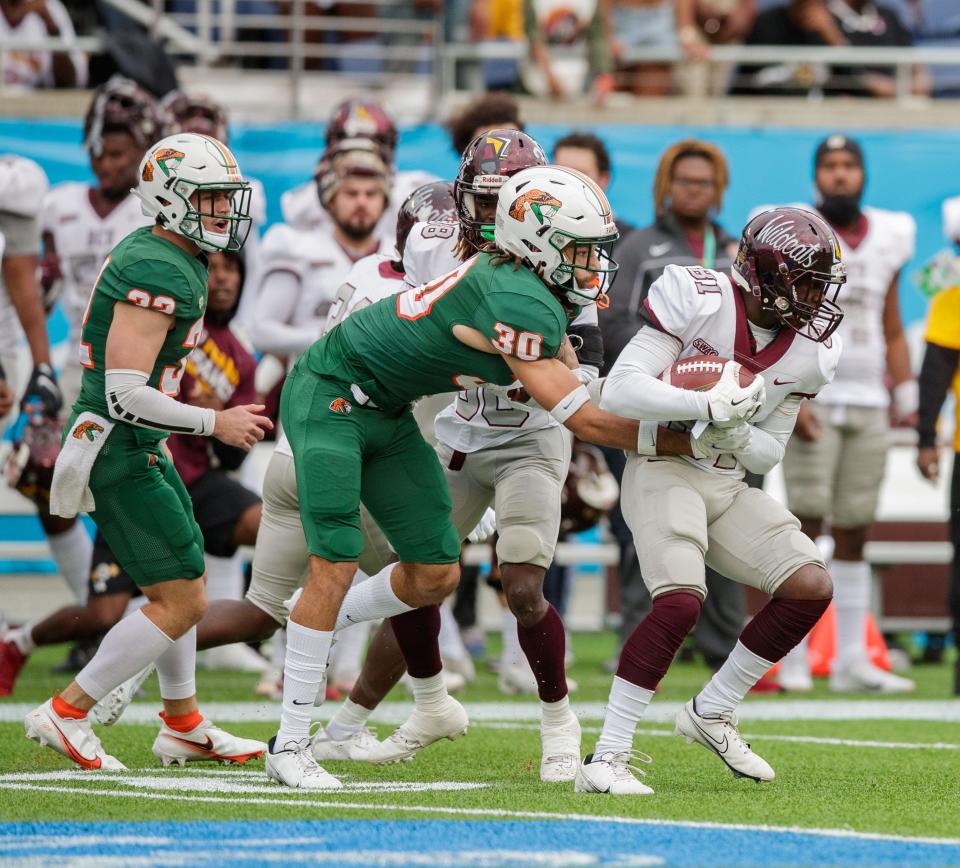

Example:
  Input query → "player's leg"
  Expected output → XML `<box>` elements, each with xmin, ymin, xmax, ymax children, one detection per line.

<box><xmin>358</xmin><ymin>412</ymin><xmax>465</xmax><ymax>764</ymax></box>
<box><xmin>777</xmin><ymin>402</ymin><xmax>838</xmax><ymax>689</ymax></box>
<box><xmin>679</xmin><ymin>483</ymin><xmax>833</xmax><ymax>781</ymax></box>
<box><xmin>829</xmin><ymin>407</ymin><xmax>913</xmax><ymax>692</ymax></box>
<box><xmin>576</xmin><ymin>457</ymin><xmax>708</xmax><ymax>796</ymax></box>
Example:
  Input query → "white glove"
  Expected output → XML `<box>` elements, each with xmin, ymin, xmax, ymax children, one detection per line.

<box><xmin>49</xmin><ymin>412</ymin><xmax>113</xmax><ymax>518</ymax></box>
<box><xmin>707</xmin><ymin>362</ymin><xmax>766</xmax><ymax>425</ymax></box>
<box><xmin>690</xmin><ymin>420</ymin><xmax>753</xmax><ymax>459</ymax></box>
<box><xmin>467</xmin><ymin>507</ymin><xmax>497</xmax><ymax>543</ymax></box>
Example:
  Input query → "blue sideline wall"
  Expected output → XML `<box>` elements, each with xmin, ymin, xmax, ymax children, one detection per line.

<box><xmin>2</xmin><ymin>119</ymin><xmax>957</xmax><ymax>330</ymax></box>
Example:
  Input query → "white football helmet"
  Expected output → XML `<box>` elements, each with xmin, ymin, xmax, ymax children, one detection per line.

<box><xmin>494</xmin><ymin>165</ymin><xmax>619</xmax><ymax>306</ymax></box>
<box><xmin>134</xmin><ymin>132</ymin><xmax>252</xmax><ymax>253</ymax></box>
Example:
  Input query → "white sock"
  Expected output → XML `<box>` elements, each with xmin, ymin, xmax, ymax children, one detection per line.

<box><xmin>335</xmin><ymin>563</ymin><xmax>411</xmax><ymax>631</ymax></box>
<box><xmin>439</xmin><ymin>600</ymin><xmax>468</xmax><ymax>662</ymax></box>
<box><xmin>75</xmin><ymin>609</ymin><xmax>173</xmax><ymax>701</ymax></box>
<box><xmin>594</xmin><ymin>676</ymin><xmax>654</xmax><ymax>756</ymax></box>
<box><xmin>541</xmin><ymin>695</ymin><xmax>572</xmax><ymax>727</ymax></box>
<box><xmin>778</xmin><ymin>635</ymin><xmax>809</xmax><ymax>677</ymax></box>
<box><xmin>832</xmin><ymin>559</ymin><xmax>872</xmax><ymax>666</ymax></box>
<box><xmin>8</xmin><ymin>624</ymin><xmax>37</xmax><ymax>655</ymax></box>
<box><xmin>156</xmin><ymin>625</ymin><xmax>197</xmax><ymax>701</ymax></box>
<box><xmin>276</xmin><ymin>619</ymin><xmax>333</xmax><ymax>746</ymax></box>
<box><xmin>204</xmin><ymin>553</ymin><xmax>244</xmax><ymax>601</ymax></box>
<box><xmin>48</xmin><ymin>522</ymin><xmax>93</xmax><ymax>603</ymax></box>
<box><xmin>410</xmin><ymin>672</ymin><xmax>447</xmax><ymax>713</ymax></box>
<box><xmin>696</xmin><ymin>641</ymin><xmax>774</xmax><ymax>716</ymax></box>
<box><xmin>328</xmin><ymin>620</ymin><xmax>370</xmax><ymax>683</ymax></box>
<box><xmin>501</xmin><ymin>608</ymin><xmax>527</xmax><ymax>668</ymax></box>
<box><xmin>325</xmin><ymin>698</ymin><xmax>372</xmax><ymax>742</ymax></box>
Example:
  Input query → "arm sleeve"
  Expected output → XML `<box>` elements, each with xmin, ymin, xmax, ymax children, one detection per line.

<box><xmin>917</xmin><ymin>341</ymin><xmax>959</xmax><ymax>448</ymax></box>
<box><xmin>735</xmin><ymin>395</ymin><xmax>803</xmax><ymax>475</ymax></box>
<box><xmin>600</xmin><ymin>325</ymin><xmax>711</xmax><ymax>422</ymax></box>
<box><xmin>251</xmin><ymin>268</ymin><xmax>316</xmax><ymax>355</ymax></box>
<box><xmin>106</xmin><ymin>368</ymin><xmax>215</xmax><ymax>435</ymax></box>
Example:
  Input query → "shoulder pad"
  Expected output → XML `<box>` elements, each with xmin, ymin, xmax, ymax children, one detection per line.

<box><xmin>645</xmin><ymin>264</ymin><xmax>723</xmax><ymax>337</ymax></box>
<box><xmin>0</xmin><ymin>156</ymin><xmax>49</xmax><ymax>217</ymax></box>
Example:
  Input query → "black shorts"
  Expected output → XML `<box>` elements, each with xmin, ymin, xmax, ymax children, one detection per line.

<box><xmin>187</xmin><ymin>469</ymin><xmax>261</xmax><ymax>558</ymax></box>
<box><xmin>88</xmin><ymin>470</ymin><xmax>261</xmax><ymax>598</ymax></box>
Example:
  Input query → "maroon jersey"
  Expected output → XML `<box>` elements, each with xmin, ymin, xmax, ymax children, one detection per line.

<box><xmin>168</xmin><ymin>321</ymin><xmax>256</xmax><ymax>486</ymax></box>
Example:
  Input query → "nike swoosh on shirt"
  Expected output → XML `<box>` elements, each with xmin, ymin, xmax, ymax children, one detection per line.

<box><xmin>649</xmin><ymin>242</ymin><xmax>672</xmax><ymax>257</ymax></box>
<box><xmin>773</xmin><ymin>378</ymin><xmax>798</xmax><ymax>386</ymax></box>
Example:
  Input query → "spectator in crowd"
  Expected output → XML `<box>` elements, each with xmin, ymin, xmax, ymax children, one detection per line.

<box><xmin>777</xmin><ymin>135</ymin><xmax>917</xmax><ymax>694</ymax></box>
<box><xmin>523</xmin><ymin>0</ymin><xmax>614</xmax><ymax>101</ymax></box>
<box><xmin>694</xmin><ymin>0</ymin><xmax>757</xmax><ymax>45</ymax></box>
<box><xmin>914</xmin><ymin>204</ymin><xmax>960</xmax><ymax>696</ymax></box>
<box><xmin>468</xmin><ymin>0</ymin><xmax>524</xmax><ymax>89</ymax></box>
<box><xmin>611</xmin><ymin>0</ymin><xmax>706</xmax><ymax>96</ymax></box>
<box><xmin>732</xmin><ymin>0</ymin><xmax>930</xmax><ymax>97</ymax></box>
<box><xmin>593</xmin><ymin>138</ymin><xmax>748</xmax><ymax>675</ymax></box>
<box><xmin>0</xmin><ymin>0</ymin><xmax>87</xmax><ymax>88</ymax></box>
<box><xmin>447</xmin><ymin>90</ymin><xmax>524</xmax><ymax>157</ymax></box>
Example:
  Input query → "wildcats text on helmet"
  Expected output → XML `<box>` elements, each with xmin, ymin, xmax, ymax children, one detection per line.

<box><xmin>755</xmin><ymin>213</ymin><xmax>821</xmax><ymax>269</ymax></box>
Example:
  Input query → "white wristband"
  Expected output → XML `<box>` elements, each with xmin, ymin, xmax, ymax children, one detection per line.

<box><xmin>550</xmin><ymin>384</ymin><xmax>591</xmax><ymax>424</ymax></box>
<box><xmin>637</xmin><ymin>420</ymin><xmax>659</xmax><ymax>455</ymax></box>
<box><xmin>893</xmin><ymin>379</ymin><xmax>919</xmax><ymax>418</ymax></box>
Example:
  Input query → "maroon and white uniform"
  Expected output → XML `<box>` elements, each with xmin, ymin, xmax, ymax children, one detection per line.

<box><xmin>602</xmin><ymin>264</ymin><xmax>840</xmax><ymax>598</ymax></box>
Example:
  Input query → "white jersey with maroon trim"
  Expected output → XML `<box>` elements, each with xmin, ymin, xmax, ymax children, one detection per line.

<box><xmin>254</xmin><ymin>222</ymin><xmax>371</xmax><ymax>359</ymax></box>
<box><xmin>275</xmin><ymin>250</ymin><xmax>405</xmax><ymax>459</ymax></box>
<box><xmin>280</xmin><ymin>168</ymin><xmax>438</xmax><ymax>245</ymax></box>
<box><xmin>639</xmin><ymin>263</ymin><xmax>841</xmax><ymax>476</ymax></box>
<box><xmin>402</xmin><ymin>220</ymin><xmax>598</xmax><ymax>453</ymax></box>
<box><xmin>40</xmin><ymin>183</ymin><xmax>150</xmax><ymax>348</ymax></box>
<box><xmin>816</xmin><ymin>205</ymin><xmax>914</xmax><ymax>408</ymax></box>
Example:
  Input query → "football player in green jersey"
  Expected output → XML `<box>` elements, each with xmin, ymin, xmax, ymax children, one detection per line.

<box><xmin>26</xmin><ymin>133</ymin><xmax>272</xmax><ymax>771</ymax></box>
<box><xmin>265</xmin><ymin>164</ymin><xmax>645</xmax><ymax>788</ymax></box>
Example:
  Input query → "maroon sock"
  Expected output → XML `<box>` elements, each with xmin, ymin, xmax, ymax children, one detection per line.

<box><xmin>517</xmin><ymin>605</ymin><xmax>568</xmax><ymax>703</ymax></box>
<box><xmin>389</xmin><ymin>605</ymin><xmax>442</xmax><ymax>678</ymax></box>
<box><xmin>739</xmin><ymin>597</ymin><xmax>831</xmax><ymax>663</ymax></box>
<box><xmin>617</xmin><ymin>591</ymin><xmax>702</xmax><ymax>690</ymax></box>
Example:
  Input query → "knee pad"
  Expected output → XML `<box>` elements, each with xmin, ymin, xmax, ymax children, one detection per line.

<box><xmin>496</xmin><ymin>525</ymin><xmax>546</xmax><ymax>566</ymax></box>
<box><xmin>651</xmin><ymin>590</ymin><xmax>703</xmax><ymax>635</ymax></box>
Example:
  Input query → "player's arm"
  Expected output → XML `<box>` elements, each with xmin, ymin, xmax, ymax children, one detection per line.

<box><xmin>39</xmin><ymin>229</ymin><xmax>63</xmax><ymax>312</ymax></box>
<box><xmin>916</xmin><ymin>340</ymin><xmax>958</xmax><ymax>481</ymax></box>
<box><xmin>105</xmin><ymin>304</ymin><xmax>270</xmax><ymax>449</ymax></box>
<box><xmin>504</xmin><ymin>353</ymin><xmax>640</xmax><ymax>451</ymax></box>
<box><xmin>251</xmin><ymin>267</ymin><xmax>316</xmax><ymax>355</ymax></box>
<box><xmin>882</xmin><ymin>269</ymin><xmax>917</xmax><ymax>424</ymax></box>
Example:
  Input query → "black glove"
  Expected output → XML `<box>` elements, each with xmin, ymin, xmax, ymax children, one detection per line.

<box><xmin>21</xmin><ymin>362</ymin><xmax>62</xmax><ymax>419</ymax></box>
<box><xmin>566</xmin><ymin>323</ymin><xmax>604</xmax><ymax>370</ymax></box>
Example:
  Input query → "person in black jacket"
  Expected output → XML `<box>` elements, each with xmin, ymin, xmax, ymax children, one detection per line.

<box><xmin>598</xmin><ymin>138</ymin><xmax>755</xmax><ymax>677</ymax></box>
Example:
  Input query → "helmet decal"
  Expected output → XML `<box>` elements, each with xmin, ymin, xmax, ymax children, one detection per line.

<box><xmin>141</xmin><ymin>161</ymin><xmax>154</xmax><ymax>182</ymax></box>
<box><xmin>754</xmin><ymin>213</ymin><xmax>822</xmax><ymax>270</ymax></box>
<box><xmin>508</xmin><ymin>189</ymin><xmax>562</xmax><ymax>224</ymax></box>
<box><xmin>154</xmin><ymin>148</ymin><xmax>186</xmax><ymax>177</ymax></box>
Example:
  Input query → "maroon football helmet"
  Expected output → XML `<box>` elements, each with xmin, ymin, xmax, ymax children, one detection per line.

<box><xmin>395</xmin><ymin>181</ymin><xmax>457</xmax><ymax>259</ymax></box>
<box><xmin>732</xmin><ymin>207</ymin><xmax>846</xmax><ymax>343</ymax></box>
<box><xmin>5</xmin><ymin>415</ymin><xmax>64</xmax><ymax>505</ymax></box>
<box><xmin>160</xmin><ymin>91</ymin><xmax>229</xmax><ymax>142</ymax></box>
<box><xmin>454</xmin><ymin>129</ymin><xmax>548</xmax><ymax>250</ymax></box>
<box><xmin>327</xmin><ymin>98</ymin><xmax>398</xmax><ymax>156</ymax></box>
<box><xmin>83</xmin><ymin>76</ymin><xmax>161</xmax><ymax>156</ymax></box>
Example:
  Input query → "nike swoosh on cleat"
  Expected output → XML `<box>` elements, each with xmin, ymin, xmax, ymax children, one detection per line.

<box><xmin>691</xmin><ymin>718</ymin><xmax>729</xmax><ymax>754</ymax></box>
<box><xmin>50</xmin><ymin>719</ymin><xmax>102</xmax><ymax>769</ymax></box>
<box><xmin>168</xmin><ymin>733</ymin><xmax>215</xmax><ymax>752</ymax></box>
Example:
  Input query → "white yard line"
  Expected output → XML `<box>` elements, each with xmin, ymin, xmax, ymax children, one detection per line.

<box><xmin>1</xmin><ymin>780</ymin><xmax>958</xmax><ymax>848</ymax></box>
<box><xmin>477</xmin><ymin>721</ymin><xmax>960</xmax><ymax>750</ymax></box>
<box><xmin>2</xmin><ymin>699</ymin><xmax>960</xmax><ymax>724</ymax></box>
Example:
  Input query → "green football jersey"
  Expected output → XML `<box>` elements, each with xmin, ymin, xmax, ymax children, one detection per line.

<box><xmin>74</xmin><ymin>226</ymin><xmax>208</xmax><ymax>445</ymax></box>
<box><xmin>302</xmin><ymin>252</ymin><xmax>571</xmax><ymax>413</ymax></box>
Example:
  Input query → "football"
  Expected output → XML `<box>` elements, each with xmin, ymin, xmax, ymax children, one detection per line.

<box><xmin>660</xmin><ymin>354</ymin><xmax>756</xmax><ymax>392</ymax></box>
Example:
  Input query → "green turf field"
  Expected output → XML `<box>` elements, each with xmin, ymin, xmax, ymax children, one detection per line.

<box><xmin>3</xmin><ymin>634</ymin><xmax>959</xmax><ymax>843</ymax></box>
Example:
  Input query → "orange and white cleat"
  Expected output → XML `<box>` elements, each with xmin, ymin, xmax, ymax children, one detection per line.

<box><xmin>24</xmin><ymin>699</ymin><xmax>126</xmax><ymax>770</ymax></box>
<box><xmin>0</xmin><ymin>639</ymin><xmax>27</xmax><ymax>697</ymax></box>
<box><xmin>152</xmin><ymin>714</ymin><xmax>267</xmax><ymax>767</ymax></box>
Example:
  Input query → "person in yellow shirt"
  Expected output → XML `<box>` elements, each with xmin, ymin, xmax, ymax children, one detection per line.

<box><xmin>916</xmin><ymin>278</ymin><xmax>960</xmax><ymax>695</ymax></box>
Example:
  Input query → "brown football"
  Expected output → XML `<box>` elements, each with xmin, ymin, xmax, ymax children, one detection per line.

<box><xmin>660</xmin><ymin>354</ymin><xmax>755</xmax><ymax>391</ymax></box>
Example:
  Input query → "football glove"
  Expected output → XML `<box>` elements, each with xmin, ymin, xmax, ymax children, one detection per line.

<box><xmin>467</xmin><ymin>507</ymin><xmax>497</xmax><ymax>543</ymax></box>
<box><xmin>706</xmin><ymin>362</ymin><xmax>765</xmax><ymax>426</ymax></box>
<box><xmin>21</xmin><ymin>363</ymin><xmax>62</xmax><ymax>420</ymax></box>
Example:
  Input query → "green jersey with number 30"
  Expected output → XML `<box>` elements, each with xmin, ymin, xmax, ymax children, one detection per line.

<box><xmin>302</xmin><ymin>252</ymin><xmax>571</xmax><ymax>413</ymax></box>
<box><xmin>74</xmin><ymin>225</ymin><xmax>208</xmax><ymax>445</ymax></box>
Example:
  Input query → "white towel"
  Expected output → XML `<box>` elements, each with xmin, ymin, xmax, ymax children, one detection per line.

<box><xmin>49</xmin><ymin>412</ymin><xmax>114</xmax><ymax>518</ymax></box>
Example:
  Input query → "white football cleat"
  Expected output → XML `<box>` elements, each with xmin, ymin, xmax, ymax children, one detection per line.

<box><xmin>366</xmin><ymin>696</ymin><xmax>468</xmax><ymax>764</ymax></box>
<box><xmin>829</xmin><ymin>658</ymin><xmax>915</xmax><ymax>694</ymax></box>
<box><xmin>152</xmin><ymin>715</ymin><xmax>267</xmax><ymax>767</ymax></box>
<box><xmin>89</xmin><ymin>664</ymin><xmax>155</xmax><ymax>726</ymax></box>
<box><xmin>442</xmin><ymin>654</ymin><xmax>476</xmax><ymax>683</ymax></box>
<box><xmin>574</xmin><ymin>750</ymin><xmax>654</xmax><ymax>795</ymax></box>
<box><xmin>497</xmin><ymin>662</ymin><xmax>540</xmax><ymax>695</ymax></box>
<box><xmin>540</xmin><ymin>710</ymin><xmax>581</xmax><ymax>783</ymax></box>
<box><xmin>310</xmin><ymin>724</ymin><xmax>380</xmax><ymax>761</ymax></box>
<box><xmin>24</xmin><ymin>699</ymin><xmax>126</xmax><ymax>771</ymax></box>
<box><xmin>775</xmin><ymin>654</ymin><xmax>813</xmax><ymax>692</ymax></box>
<box><xmin>266</xmin><ymin>736</ymin><xmax>343</xmax><ymax>789</ymax></box>
<box><xmin>200</xmin><ymin>643</ymin><xmax>269</xmax><ymax>673</ymax></box>
<box><xmin>254</xmin><ymin>667</ymin><xmax>283</xmax><ymax>700</ymax></box>
<box><xmin>674</xmin><ymin>699</ymin><xmax>775</xmax><ymax>782</ymax></box>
